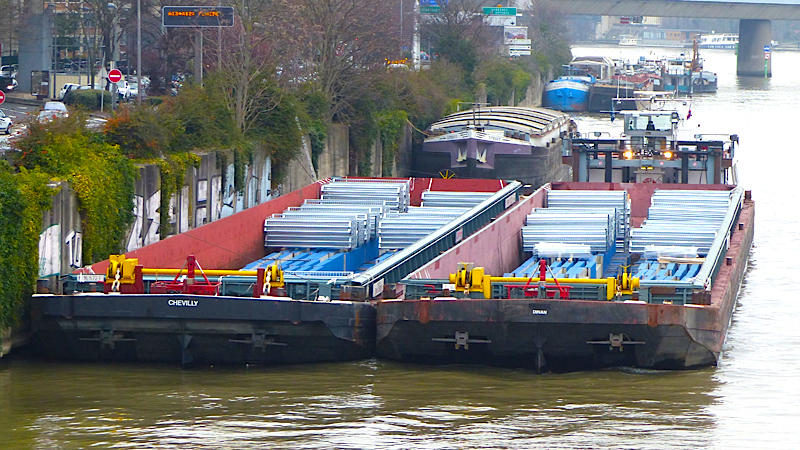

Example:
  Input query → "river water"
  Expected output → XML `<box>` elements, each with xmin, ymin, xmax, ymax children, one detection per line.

<box><xmin>1</xmin><ymin>45</ymin><xmax>798</xmax><ymax>449</ymax></box>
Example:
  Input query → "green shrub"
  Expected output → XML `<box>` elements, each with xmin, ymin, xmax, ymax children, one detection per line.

<box><xmin>0</xmin><ymin>169</ymin><xmax>55</xmax><ymax>329</ymax></box>
<box><xmin>64</xmin><ymin>89</ymin><xmax>113</xmax><ymax>110</ymax></box>
<box><xmin>14</xmin><ymin>114</ymin><xmax>137</xmax><ymax>263</ymax></box>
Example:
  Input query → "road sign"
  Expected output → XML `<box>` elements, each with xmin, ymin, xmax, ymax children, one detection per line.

<box><xmin>108</xmin><ymin>69</ymin><xmax>123</xmax><ymax>83</ymax></box>
<box><xmin>764</xmin><ymin>45</ymin><xmax>771</xmax><ymax>52</ymax></box>
<box><xmin>483</xmin><ymin>7</ymin><xmax>516</xmax><ymax>16</ymax></box>
<box><xmin>162</xmin><ymin>6</ymin><xmax>235</xmax><ymax>27</ymax></box>
<box><xmin>765</xmin><ymin>52</ymin><xmax>770</xmax><ymax>60</ymax></box>
<box><xmin>0</xmin><ymin>91</ymin><xmax>4</xmax><ymax>104</ymax></box>
<box><xmin>420</xmin><ymin>6</ymin><xmax>440</xmax><ymax>13</ymax></box>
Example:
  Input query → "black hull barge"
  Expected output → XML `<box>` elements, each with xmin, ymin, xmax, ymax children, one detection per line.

<box><xmin>33</xmin><ymin>293</ymin><xmax>375</xmax><ymax>366</ymax></box>
<box><xmin>30</xmin><ymin>177</ymin><xmax>522</xmax><ymax>367</ymax></box>
<box><xmin>377</xmin><ymin>182</ymin><xmax>754</xmax><ymax>372</ymax></box>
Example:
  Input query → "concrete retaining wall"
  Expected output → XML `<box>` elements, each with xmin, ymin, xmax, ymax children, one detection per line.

<box><xmin>38</xmin><ymin>149</ymin><xmax>273</xmax><ymax>280</ymax></box>
<box><xmin>517</xmin><ymin>74</ymin><xmax>544</xmax><ymax>107</ymax></box>
<box><xmin>317</xmin><ymin>123</ymin><xmax>349</xmax><ymax>179</ymax></box>
<box><xmin>36</xmin><ymin>121</ymin><xmax>408</xmax><ymax>278</ymax></box>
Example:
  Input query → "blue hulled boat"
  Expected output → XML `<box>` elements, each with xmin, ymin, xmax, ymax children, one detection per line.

<box><xmin>542</xmin><ymin>73</ymin><xmax>595</xmax><ymax>112</ymax></box>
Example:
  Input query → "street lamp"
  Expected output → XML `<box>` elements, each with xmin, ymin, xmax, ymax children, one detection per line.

<box><xmin>107</xmin><ymin>3</ymin><xmax>118</xmax><ymax>70</ymax></box>
<box><xmin>136</xmin><ymin>0</ymin><xmax>142</xmax><ymax>105</ymax></box>
<box><xmin>107</xmin><ymin>2</ymin><xmax>118</xmax><ymax>110</ymax></box>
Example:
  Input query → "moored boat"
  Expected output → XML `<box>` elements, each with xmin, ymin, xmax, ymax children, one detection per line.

<box><xmin>698</xmin><ymin>33</ymin><xmax>738</xmax><ymax>50</ymax></box>
<box><xmin>619</xmin><ymin>34</ymin><xmax>638</xmax><ymax>46</ymax></box>
<box><xmin>377</xmin><ymin>183</ymin><xmax>753</xmax><ymax>372</ymax></box>
<box><xmin>416</xmin><ymin>106</ymin><xmax>573</xmax><ymax>187</ymax></box>
<box><xmin>542</xmin><ymin>63</ymin><xmax>604</xmax><ymax>112</ymax></box>
<box><xmin>542</xmin><ymin>76</ymin><xmax>594</xmax><ymax>112</ymax></box>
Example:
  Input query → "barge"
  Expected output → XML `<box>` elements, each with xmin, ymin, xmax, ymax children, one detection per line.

<box><xmin>30</xmin><ymin>177</ymin><xmax>521</xmax><ymax>366</ymax></box>
<box><xmin>376</xmin><ymin>111</ymin><xmax>753</xmax><ymax>372</ymax></box>
<box><xmin>415</xmin><ymin>106</ymin><xmax>573</xmax><ymax>187</ymax></box>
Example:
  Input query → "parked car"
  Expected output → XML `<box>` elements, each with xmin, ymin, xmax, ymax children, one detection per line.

<box><xmin>0</xmin><ymin>77</ymin><xmax>17</xmax><ymax>92</ymax></box>
<box><xmin>59</xmin><ymin>83</ymin><xmax>83</xmax><ymax>100</ymax></box>
<box><xmin>38</xmin><ymin>101</ymin><xmax>69</xmax><ymax>122</ymax></box>
<box><xmin>0</xmin><ymin>109</ymin><xmax>12</xmax><ymax>134</ymax></box>
<box><xmin>0</xmin><ymin>65</ymin><xmax>15</xmax><ymax>78</ymax></box>
<box><xmin>115</xmin><ymin>80</ymin><xmax>131</xmax><ymax>101</ymax></box>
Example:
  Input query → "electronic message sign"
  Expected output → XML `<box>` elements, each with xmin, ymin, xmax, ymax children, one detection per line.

<box><xmin>162</xmin><ymin>6</ymin><xmax>235</xmax><ymax>27</ymax></box>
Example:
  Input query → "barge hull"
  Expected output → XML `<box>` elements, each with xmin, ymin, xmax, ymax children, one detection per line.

<box><xmin>31</xmin><ymin>294</ymin><xmax>375</xmax><ymax>366</ymax></box>
<box><xmin>377</xmin><ymin>318</ymin><xmax>715</xmax><ymax>372</ymax></box>
<box><xmin>376</xmin><ymin>191</ymin><xmax>754</xmax><ymax>372</ymax></box>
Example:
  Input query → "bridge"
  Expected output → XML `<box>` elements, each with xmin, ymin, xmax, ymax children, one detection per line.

<box><xmin>556</xmin><ymin>0</ymin><xmax>800</xmax><ymax>76</ymax></box>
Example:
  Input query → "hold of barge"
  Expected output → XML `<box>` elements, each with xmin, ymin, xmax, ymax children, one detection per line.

<box><xmin>30</xmin><ymin>177</ymin><xmax>521</xmax><ymax>366</ymax></box>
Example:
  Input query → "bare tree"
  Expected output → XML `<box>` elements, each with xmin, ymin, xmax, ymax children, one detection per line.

<box><xmin>420</xmin><ymin>0</ymin><xmax>494</xmax><ymax>81</ymax></box>
<box><xmin>524</xmin><ymin>0</ymin><xmax>572</xmax><ymax>72</ymax></box>
<box><xmin>296</xmin><ymin>0</ymin><xmax>401</xmax><ymax>121</ymax></box>
<box><xmin>0</xmin><ymin>0</ymin><xmax>20</xmax><ymax>59</ymax></box>
<box><xmin>203</xmin><ymin>0</ymin><xmax>303</xmax><ymax>134</ymax></box>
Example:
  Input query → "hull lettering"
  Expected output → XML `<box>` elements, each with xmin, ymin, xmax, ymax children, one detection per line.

<box><xmin>168</xmin><ymin>299</ymin><xmax>199</xmax><ymax>307</ymax></box>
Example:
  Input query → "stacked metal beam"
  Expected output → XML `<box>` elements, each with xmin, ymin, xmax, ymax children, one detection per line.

<box><xmin>545</xmin><ymin>190</ymin><xmax>629</xmax><ymax>241</ymax></box>
<box><xmin>264</xmin><ymin>181</ymin><xmax>400</xmax><ymax>249</ymax></box>
<box><xmin>321</xmin><ymin>180</ymin><xmax>411</xmax><ymax>212</ymax></box>
<box><xmin>522</xmin><ymin>212</ymin><xmax>614</xmax><ymax>254</ymax></box>
<box><xmin>264</xmin><ymin>216</ymin><xmax>363</xmax><ymax>249</ymax></box>
<box><xmin>293</xmin><ymin>203</ymin><xmax>389</xmax><ymax>238</ymax></box>
<box><xmin>420</xmin><ymin>190</ymin><xmax>494</xmax><ymax>208</ymax></box>
<box><xmin>630</xmin><ymin>189</ymin><xmax>732</xmax><ymax>256</ymax></box>
<box><xmin>378</xmin><ymin>207</ymin><xmax>468</xmax><ymax>249</ymax></box>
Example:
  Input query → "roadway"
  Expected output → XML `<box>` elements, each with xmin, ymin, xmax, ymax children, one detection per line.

<box><xmin>0</xmin><ymin>97</ymin><xmax>40</xmax><ymax>149</ymax></box>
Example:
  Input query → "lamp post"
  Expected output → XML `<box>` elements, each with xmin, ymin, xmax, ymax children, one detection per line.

<box><xmin>107</xmin><ymin>2</ymin><xmax>118</xmax><ymax>110</ymax></box>
<box><xmin>136</xmin><ymin>0</ymin><xmax>142</xmax><ymax>105</ymax></box>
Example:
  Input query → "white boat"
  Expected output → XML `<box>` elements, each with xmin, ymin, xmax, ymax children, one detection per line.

<box><xmin>619</xmin><ymin>34</ymin><xmax>639</xmax><ymax>46</ymax></box>
<box><xmin>698</xmin><ymin>34</ymin><xmax>738</xmax><ymax>50</ymax></box>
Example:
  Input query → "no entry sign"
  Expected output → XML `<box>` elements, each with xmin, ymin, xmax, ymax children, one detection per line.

<box><xmin>0</xmin><ymin>90</ymin><xmax>5</xmax><ymax>104</ymax></box>
<box><xmin>108</xmin><ymin>69</ymin><xmax>123</xmax><ymax>83</ymax></box>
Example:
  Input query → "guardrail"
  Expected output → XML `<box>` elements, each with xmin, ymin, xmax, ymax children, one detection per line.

<box><xmin>691</xmin><ymin>186</ymin><xmax>744</xmax><ymax>289</ymax></box>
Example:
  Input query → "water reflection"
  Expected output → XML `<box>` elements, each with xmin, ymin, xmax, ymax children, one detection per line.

<box><xmin>0</xmin><ymin>358</ymin><xmax>721</xmax><ymax>449</ymax></box>
<box><xmin>735</xmin><ymin>76</ymin><xmax>772</xmax><ymax>91</ymax></box>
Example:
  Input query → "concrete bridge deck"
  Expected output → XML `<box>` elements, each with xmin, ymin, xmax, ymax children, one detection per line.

<box><xmin>557</xmin><ymin>0</ymin><xmax>800</xmax><ymax>21</ymax></box>
<box><xmin>556</xmin><ymin>0</ymin><xmax>796</xmax><ymax>76</ymax></box>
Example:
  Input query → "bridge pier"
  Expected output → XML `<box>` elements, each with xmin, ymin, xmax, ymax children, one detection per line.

<box><xmin>737</xmin><ymin>19</ymin><xmax>772</xmax><ymax>77</ymax></box>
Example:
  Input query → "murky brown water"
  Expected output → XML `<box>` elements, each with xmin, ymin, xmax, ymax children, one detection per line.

<box><xmin>1</xmin><ymin>46</ymin><xmax>798</xmax><ymax>449</ymax></box>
